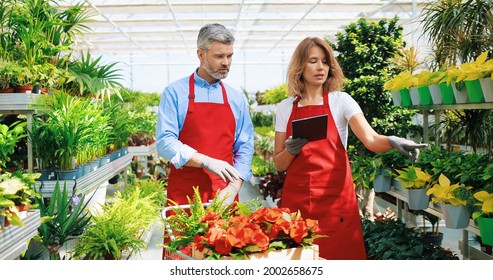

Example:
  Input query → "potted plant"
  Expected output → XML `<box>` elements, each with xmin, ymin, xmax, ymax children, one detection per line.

<box><xmin>73</xmin><ymin>186</ymin><xmax>160</xmax><ymax>259</ymax></box>
<box><xmin>383</xmin><ymin>71</ymin><xmax>416</xmax><ymax>107</ymax></box>
<box><xmin>34</xmin><ymin>180</ymin><xmax>93</xmax><ymax>260</ymax></box>
<box><xmin>445</xmin><ymin>51</ymin><xmax>493</xmax><ymax>103</ymax></box>
<box><xmin>0</xmin><ymin>171</ymin><xmax>40</xmax><ymax>227</ymax></box>
<box><xmin>426</xmin><ymin>173</ymin><xmax>473</xmax><ymax>229</ymax></box>
<box><xmin>472</xmin><ymin>189</ymin><xmax>493</xmax><ymax>246</ymax></box>
<box><xmin>395</xmin><ymin>166</ymin><xmax>433</xmax><ymax>210</ymax></box>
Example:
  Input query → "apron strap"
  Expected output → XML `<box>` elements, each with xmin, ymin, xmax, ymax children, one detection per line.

<box><xmin>188</xmin><ymin>74</ymin><xmax>195</xmax><ymax>113</ymax></box>
<box><xmin>188</xmin><ymin>74</ymin><xmax>229</xmax><ymax>113</ymax></box>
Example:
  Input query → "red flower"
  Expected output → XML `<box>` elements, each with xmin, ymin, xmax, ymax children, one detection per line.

<box><xmin>289</xmin><ymin>220</ymin><xmax>309</xmax><ymax>243</ymax></box>
<box><xmin>226</xmin><ymin>225</ymin><xmax>247</xmax><ymax>248</ymax></box>
<box><xmin>206</xmin><ymin>226</ymin><xmax>227</xmax><ymax>245</ymax></box>
<box><xmin>214</xmin><ymin>236</ymin><xmax>233</xmax><ymax>255</ymax></box>
<box><xmin>251</xmin><ymin>230</ymin><xmax>270</xmax><ymax>251</ymax></box>
<box><xmin>193</xmin><ymin>235</ymin><xmax>206</xmax><ymax>252</ymax></box>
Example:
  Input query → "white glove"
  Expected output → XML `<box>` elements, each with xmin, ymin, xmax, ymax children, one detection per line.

<box><xmin>285</xmin><ymin>136</ymin><xmax>308</xmax><ymax>156</ymax></box>
<box><xmin>217</xmin><ymin>184</ymin><xmax>240</xmax><ymax>206</ymax></box>
<box><xmin>201</xmin><ymin>156</ymin><xmax>240</xmax><ymax>182</ymax></box>
<box><xmin>388</xmin><ymin>136</ymin><xmax>428</xmax><ymax>162</ymax></box>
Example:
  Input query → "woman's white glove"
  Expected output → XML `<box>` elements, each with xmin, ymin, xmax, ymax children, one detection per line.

<box><xmin>388</xmin><ymin>136</ymin><xmax>428</xmax><ymax>162</ymax></box>
<box><xmin>201</xmin><ymin>156</ymin><xmax>240</xmax><ymax>182</ymax></box>
<box><xmin>217</xmin><ymin>183</ymin><xmax>239</xmax><ymax>206</ymax></box>
<box><xmin>285</xmin><ymin>136</ymin><xmax>308</xmax><ymax>156</ymax></box>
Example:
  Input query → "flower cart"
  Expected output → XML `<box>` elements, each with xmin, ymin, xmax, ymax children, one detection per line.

<box><xmin>161</xmin><ymin>188</ymin><xmax>323</xmax><ymax>260</ymax></box>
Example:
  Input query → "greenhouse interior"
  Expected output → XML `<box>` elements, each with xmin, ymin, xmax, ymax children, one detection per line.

<box><xmin>1</xmin><ymin>0</ymin><xmax>493</xmax><ymax>264</ymax></box>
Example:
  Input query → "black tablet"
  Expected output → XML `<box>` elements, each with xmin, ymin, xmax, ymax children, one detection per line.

<box><xmin>291</xmin><ymin>114</ymin><xmax>328</xmax><ymax>142</ymax></box>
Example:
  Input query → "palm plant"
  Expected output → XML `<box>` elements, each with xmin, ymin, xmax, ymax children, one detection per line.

<box><xmin>64</xmin><ymin>51</ymin><xmax>124</xmax><ymax>100</ymax></box>
<box><xmin>420</xmin><ymin>0</ymin><xmax>493</xmax><ymax>68</ymax></box>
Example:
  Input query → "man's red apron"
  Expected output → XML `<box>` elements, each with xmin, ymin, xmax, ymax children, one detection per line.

<box><xmin>280</xmin><ymin>93</ymin><xmax>366</xmax><ymax>260</ymax></box>
<box><xmin>163</xmin><ymin>73</ymin><xmax>236</xmax><ymax>259</ymax></box>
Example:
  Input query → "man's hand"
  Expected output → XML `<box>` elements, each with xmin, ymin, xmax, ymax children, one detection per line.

<box><xmin>217</xmin><ymin>183</ymin><xmax>240</xmax><ymax>206</ymax></box>
<box><xmin>201</xmin><ymin>156</ymin><xmax>240</xmax><ymax>182</ymax></box>
<box><xmin>285</xmin><ymin>136</ymin><xmax>308</xmax><ymax>156</ymax></box>
<box><xmin>388</xmin><ymin>136</ymin><xmax>428</xmax><ymax>162</ymax></box>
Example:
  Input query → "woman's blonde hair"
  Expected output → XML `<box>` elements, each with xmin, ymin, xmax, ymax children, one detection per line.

<box><xmin>286</xmin><ymin>37</ymin><xmax>344</xmax><ymax>97</ymax></box>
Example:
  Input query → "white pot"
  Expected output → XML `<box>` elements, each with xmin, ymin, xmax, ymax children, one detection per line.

<box><xmin>429</xmin><ymin>84</ymin><xmax>443</xmax><ymax>105</ymax></box>
<box><xmin>452</xmin><ymin>82</ymin><xmax>470</xmax><ymax>103</ymax></box>
<box><xmin>409</xmin><ymin>87</ymin><xmax>421</xmax><ymax>106</ymax></box>
<box><xmin>391</xmin><ymin>91</ymin><xmax>402</xmax><ymax>106</ymax></box>
<box><xmin>479</xmin><ymin>77</ymin><xmax>493</xmax><ymax>102</ymax></box>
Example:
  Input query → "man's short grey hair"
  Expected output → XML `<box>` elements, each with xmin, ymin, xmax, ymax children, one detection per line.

<box><xmin>197</xmin><ymin>23</ymin><xmax>235</xmax><ymax>50</ymax></box>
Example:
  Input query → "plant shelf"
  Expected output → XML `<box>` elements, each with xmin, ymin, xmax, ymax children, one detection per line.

<box><xmin>0</xmin><ymin>93</ymin><xmax>47</xmax><ymax>114</ymax></box>
<box><xmin>0</xmin><ymin>210</ymin><xmax>41</xmax><ymax>260</ymax></box>
<box><xmin>458</xmin><ymin>240</ymin><xmax>493</xmax><ymax>260</ymax></box>
<box><xmin>128</xmin><ymin>143</ymin><xmax>156</xmax><ymax>156</ymax></box>
<box><xmin>409</xmin><ymin>102</ymin><xmax>493</xmax><ymax>110</ymax></box>
<box><xmin>36</xmin><ymin>152</ymin><xmax>132</xmax><ymax>197</ymax></box>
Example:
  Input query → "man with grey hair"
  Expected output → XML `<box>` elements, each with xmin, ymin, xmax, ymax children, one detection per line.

<box><xmin>157</xmin><ymin>23</ymin><xmax>254</xmax><ymax>217</ymax></box>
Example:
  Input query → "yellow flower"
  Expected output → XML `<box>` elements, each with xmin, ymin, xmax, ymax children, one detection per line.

<box><xmin>473</xmin><ymin>191</ymin><xmax>493</xmax><ymax>215</ymax></box>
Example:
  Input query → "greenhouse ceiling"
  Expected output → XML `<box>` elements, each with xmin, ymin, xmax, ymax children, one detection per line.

<box><xmin>64</xmin><ymin>0</ymin><xmax>429</xmax><ymax>63</ymax></box>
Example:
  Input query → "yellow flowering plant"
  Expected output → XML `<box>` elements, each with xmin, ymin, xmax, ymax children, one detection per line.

<box><xmin>472</xmin><ymin>190</ymin><xmax>493</xmax><ymax>219</ymax></box>
<box><xmin>395</xmin><ymin>166</ymin><xmax>433</xmax><ymax>190</ymax></box>
<box><xmin>426</xmin><ymin>174</ymin><xmax>473</xmax><ymax>206</ymax></box>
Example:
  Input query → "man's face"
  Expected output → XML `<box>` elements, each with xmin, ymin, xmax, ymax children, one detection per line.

<box><xmin>198</xmin><ymin>41</ymin><xmax>234</xmax><ymax>80</ymax></box>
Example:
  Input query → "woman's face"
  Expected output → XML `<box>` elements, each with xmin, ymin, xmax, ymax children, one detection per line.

<box><xmin>301</xmin><ymin>46</ymin><xmax>329</xmax><ymax>87</ymax></box>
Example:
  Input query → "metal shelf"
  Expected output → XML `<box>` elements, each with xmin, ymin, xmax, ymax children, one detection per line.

<box><xmin>36</xmin><ymin>152</ymin><xmax>133</xmax><ymax>197</ymax></box>
<box><xmin>0</xmin><ymin>210</ymin><xmax>41</xmax><ymax>260</ymax></box>
<box><xmin>409</xmin><ymin>102</ymin><xmax>493</xmax><ymax>111</ymax></box>
<box><xmin>0</xmin><ymin>93</ymin><xmax>47</xmax><ymax>114</ymax></box>
<box><xmin>128</xmin><ymin>143</ymin><xmax>156</xmax><ymax>156</ymax></box>
<box><xmin>0</xmin><ymin>93</ymin><xmax>48</xmax><ymax>172</ymax></box>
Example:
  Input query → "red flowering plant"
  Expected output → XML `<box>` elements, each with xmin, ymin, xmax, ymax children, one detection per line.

<box><xmin>162</xmin><ymin>187</ymin><xmax>324</xmax><ymax>260</ymax></box>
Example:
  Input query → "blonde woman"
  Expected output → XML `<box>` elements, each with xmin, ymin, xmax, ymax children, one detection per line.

<box><xmin>274</xmin><ymin>37</ymin><xmax>426</xmax><ymax>260</ymax></box>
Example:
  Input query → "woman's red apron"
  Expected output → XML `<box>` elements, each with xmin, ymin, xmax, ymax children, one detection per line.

<box><xmin>280</xmin><ymin>93</ymin><xmax>366</xmax><ymax>260</ymax></box>
<box><xmin>163</xmin><ymin>73</ymin><xmax>236</xmax><ymax>259</ymax></box>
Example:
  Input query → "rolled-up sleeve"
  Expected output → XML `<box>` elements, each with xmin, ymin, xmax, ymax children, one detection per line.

<box><xmin>156</xmin><ymin>83</ymin><xmax>197</xmax><ymax>169</ymax></box>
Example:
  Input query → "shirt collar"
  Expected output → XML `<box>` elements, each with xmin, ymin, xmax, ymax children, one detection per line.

<box><xmin>194</xmin><ymin>68</ymin><xmax>221</xmax><ymax>88</ymax></box>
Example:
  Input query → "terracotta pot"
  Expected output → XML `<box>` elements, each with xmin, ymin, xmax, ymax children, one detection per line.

<box><xmin>15</xmin><ymin>85</ymin><xmax>34</xmax><ymax>93</ymax></box>
<box><xmin>0</xmin><ymin>87</ymin><xmax>15</xmax><ymax>93</ymax></box>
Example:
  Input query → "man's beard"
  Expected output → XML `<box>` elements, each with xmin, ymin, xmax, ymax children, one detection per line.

<box><xmin>204</xmin><ymin>61</ymin><xmax>228</xmax><ymax>80</ymax></box>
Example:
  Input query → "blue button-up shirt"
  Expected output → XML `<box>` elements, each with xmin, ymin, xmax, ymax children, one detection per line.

<box><xmin>156</xmin><ymin>70</ymin><xmax>254</xmax><ymax>181</ymax></box>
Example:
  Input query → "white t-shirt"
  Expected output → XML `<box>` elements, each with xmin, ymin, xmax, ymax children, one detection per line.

<box><xmin>275</xmin><ymin>91</ymin><xmax>363</xmax><ymax>149</ymax></box>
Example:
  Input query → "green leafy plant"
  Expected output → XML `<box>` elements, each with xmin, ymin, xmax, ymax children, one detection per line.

<box><xmin>65</xmin><ymin>51</ymin><xmax>124</xmax><ymax>100</ymax></box>
<box><xmin>34</xmin><ymin>181</ymin><xmax>92</xmax><ymax>260</ymax></box>
<box><xmin>361</xmin><ymin>213</ymin><xmax>458</xmax><ymax>260</ymax></box>
<box><xmin>260</xmin><ymin>83</ymin><xmax>287</xmax><ymax>105</ymax></box>
<box><xmin>74</xmin><ymin>187</ymin><xmax>160</xmax><ymax>260</ymax></box>
<box><xmin>0</xmin><ymin>119</ymin><xmax>27</xmax><ymax>171</ymax></box>
<box><xmin>351</xmin><ymin>155</ymin><xmax>380</xmax><ymax>190</ymax></box>
<box><xmin>126</xmin><ymin>178</ymin><xmax>167</xmax><ymax>208</ymax></box>
<box><xmin>251</xmin><ymin>155</ymin><xmax>275</xmax><ymax>177</ymax></box>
